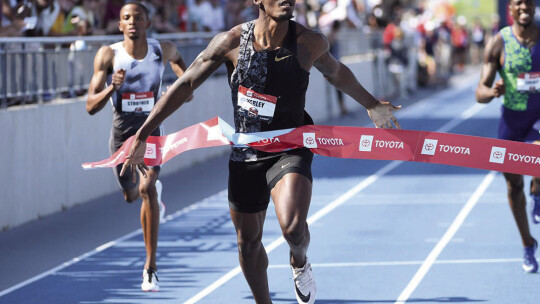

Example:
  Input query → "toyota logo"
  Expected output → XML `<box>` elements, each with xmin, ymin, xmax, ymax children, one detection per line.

<box><xmin>424</xmin><ymin>143</ymin><xmax>434</xmax><ymax>151</ymax></box>
<box><xmin>362</xmin><ymin>139</ymin><xmax>371</xmax><ymax>147</ymax></box>
<box><xmin>146</xmin><ymin>146</ymin><xmax>154</xmax><ymax>154</ymax></box>
<box><xmin>306</xmin><ymin>137</ymin><xmax>315</xmax><ymax>145</ymax></box>
<box><xmin>492</xmin><ymin>151</ymin><xmax>503</xmax><ymax>159</ymax></box>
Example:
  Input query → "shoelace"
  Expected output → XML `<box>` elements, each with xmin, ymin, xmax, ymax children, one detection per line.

<box><xmin>293</xmin><ymin>265</ymin><xmax>313</xmax><ymax>290</ymax></box>
<box><xmin>145</xmin><ymin>269</ymin><xmax>159</xmax><ymax>283</ymax></box>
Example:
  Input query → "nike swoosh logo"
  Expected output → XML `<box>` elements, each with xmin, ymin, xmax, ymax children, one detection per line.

<box><xmin>281</xmin><ymin>162</ymin><xmax>291</xmax><ymax>169</ymax></box>
<box><xmin>295</xmin><ymin>285</ymin><xmax>311</xmax><ymax>303</ymax></box>
<box><xmin>275</xmin><ymin>54</ymin><xmax>293</xmax><ymax>62</ymax></box>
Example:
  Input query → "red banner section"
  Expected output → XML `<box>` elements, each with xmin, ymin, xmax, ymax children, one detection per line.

<box><xmin>82</xmin><ymin>117</ymin><xmax>230</xmax><ymax>169</ymax></box>
<box><xmin>82</xmin><ymin>117</ymin><xmax>540</xmax><ymax>176</ymax></box>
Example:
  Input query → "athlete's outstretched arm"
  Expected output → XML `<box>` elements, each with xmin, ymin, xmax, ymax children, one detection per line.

<box><xmin>475</xmin><ymin>34</ymin><xmax>505</xmax><ymax>103</ymax></box>
<box><xmin>86</xmin><ymin>46</ymin><xmax>119</xmax><ymax>115</ymax></box>
<box><xmin>311</xmin><ymin>33</ymin><xmax>400</xmax><ymax>129</ymax></box>
<box><xmin>120</xmin><ymin>29</ymin><xmax>240</xmax><ymax>176</ymax></box>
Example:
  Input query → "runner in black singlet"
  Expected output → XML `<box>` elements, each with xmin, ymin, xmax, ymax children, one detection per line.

<box><xmin>121</xmin><ymin>0</ymin><xmax>400</xmax><ymax>302</ymax></box>
<box><xmin>85</xmin><ymin>1</ymin><xmax>190</xmax><ymax>292</ymax></box>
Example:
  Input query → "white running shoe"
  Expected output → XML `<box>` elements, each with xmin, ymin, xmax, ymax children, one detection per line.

<box><xmin>141</xmin><ymin>268</ymin><xmax>159</xmax><ymax>292</ymax></box>
<box><xmin>155</xmin><ymin>180</ymin><xmax>165</xmax><ymax>223</ymax></box>
<box><xmin>291</xmin><ymin>258</ymin><xmax>316</xmax><ymax>304</ymax></box>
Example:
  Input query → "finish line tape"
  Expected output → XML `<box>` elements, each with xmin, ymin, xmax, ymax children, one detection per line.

<box><xmin>82</xmin><ymin>116</ymin><xmax>540</xmax><ymax>176</ymax></box>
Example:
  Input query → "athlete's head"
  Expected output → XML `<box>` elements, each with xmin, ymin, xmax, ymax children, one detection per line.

<box><xmin>254</xmin><ymin>0</ymin><xmax>296</xmax><ymax>21</ymax></box>
<box><xmin>119</xmin><ymin>1</ymin><xmax>150</xmax><ymax>40</ymax></box>
<box><xmin>508</xmin><ymin>0</ymin><xmax>536</xmax><ymax>27</ymax></box>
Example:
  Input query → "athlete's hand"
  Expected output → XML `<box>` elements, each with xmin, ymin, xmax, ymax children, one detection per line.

<box><xmin>120</xmin><ymin>138</ymin><xmax>149</xmax><ymax>181</ymax></box>
<box><xmin>493</xmin><ymin>79</ymin><xmax>505</xmax><ymax>97</ymax></box>
<box><xmin>111</xmin><ymin>69</ymin><xmax>126</xmax><ymax>91</ymax></box>
<box><xmin>367</xmin><ymin>101</ymin><xmax>402</xmax><ymax>129</ymax></box>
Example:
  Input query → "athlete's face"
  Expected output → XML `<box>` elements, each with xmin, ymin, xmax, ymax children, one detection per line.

<box><xmin>256</xmin><ymin>0</ymin><xmax>296</xmax><ymax>21</ymax></box>
<box><xmin>509</xmin><ymin>0</ymin><xmax>536</xmax><ymax>27</ymax></box>
<box><xmin>118</xmin><ymin>4</ymin><xmax>150</xmax><ymax>40</ymax></box>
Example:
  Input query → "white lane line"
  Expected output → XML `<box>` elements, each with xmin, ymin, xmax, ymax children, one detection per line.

<box><xmin>394</xmin><ymin>171</ymin><xmax>497</xmax><ymax>304</ymax></box>
<box><xmin>52</xmin><ymin>258</ymin><xmax>528</xmax><ymax>276</ymax></box>
<box><xmin>437</xmin><ymin>103</ymin><xmax>485</xmax><ymax>133</ymax></box>
<box><xmin>0</xmin><ymin>191</ymin><xmax>227</xmax><ymax>298</ymax></box>
<box><xmin>266</xmin><ymin>257</ymin><xmax>526</xmax><ymax>269</ymax></box>
<box><xmin>181</xmin><ymin>160</ymin><xmax>402</xmax><ymax>304</ymax></box>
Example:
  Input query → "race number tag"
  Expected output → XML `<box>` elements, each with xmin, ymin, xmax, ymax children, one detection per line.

<box><xmin>238</xmin><ymin>85</ymin><xmax>277</xmax><ymax>122</ymax></box>
<box><xmin>121</xmin><ymin>92</ymin><xmax>155</xmax><ymax>112</ymax></box>
<box><xmin>517</xmin><ymin>72</ymin><xmax>540</xmax><ymax>93</ymax></box>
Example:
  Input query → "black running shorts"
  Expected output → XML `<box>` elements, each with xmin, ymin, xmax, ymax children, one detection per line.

<box><xmin>228</xmin><ymin>148</ymin><xmax>313</xmax><ymax>213</ymax></box>
<box><xmin>109</xmin><ymin>126</ymin><xmax>162</xmax><ymax>191</ymax></box>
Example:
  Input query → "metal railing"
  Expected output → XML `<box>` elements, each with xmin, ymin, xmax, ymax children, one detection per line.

<box><xmin>0</xmin><ymin>29</ymin><xmax>381</xmax><ymax>109</ymax></box>
<box><xmin>0</xmin><ymin>32</ymin><xmax>216</xmax><ymax>108</ymax></box>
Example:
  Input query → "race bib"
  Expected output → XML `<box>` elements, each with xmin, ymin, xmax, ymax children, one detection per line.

<box><xmin>517</xmin><ymin>72</ymin><xmax>540</xmax><ymax>93</ymax></box>
<box><xmin>238</xmin><ymin>85</ymin><xmax>277</xmax><ymax>122</ymax></box>
<box><xmin>121</xmin><ymin>92</ymin><xmax>155</xmax><ymax>112</ymax></box>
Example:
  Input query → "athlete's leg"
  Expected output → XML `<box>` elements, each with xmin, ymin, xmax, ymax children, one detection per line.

<box><xmin>503</xmin><ymin>172</ymin><xmax>535</xmax><ymax>247</ymax></box>
<box><xmin>531</xmin><ymin>141</ymin><xmax>540</xmax><ymax>195</ymax></box>
<box><xmin>138</xmin><ymin>168</ymin><xmax>160</xmax><ymax>270</ymax></box>
<box><xmin>271</xmin><ymin>173</ymin><xmax>312</xmax><ymax>268</ymax></box>
<box><xmin>230</xmin><ymin>210</ymin><xmax>272</xmax><ymax>304</ymax></box>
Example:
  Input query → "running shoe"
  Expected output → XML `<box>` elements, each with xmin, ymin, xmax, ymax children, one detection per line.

<box><xmin>523</xmin><ymin>239</ymin><xmax>538</xmax><ymax>273</ymax></box>
<box><xmin>156</xmin><ymin>180</ymin><xmax>166</xmax><ymax>223</ymax></box>
<box><xmin>291</xmin><ymin>257</ymin><xmax>316</xmax><ymax>304</ymax></box>
<box><xmin>141</xmin><ymin>268</ymin><xmax>160</xmax><ymax>291</ymax></box>
<box><xmin>531</xmin><ymin>193</ymin><xmax>540</xmax><ymax>224</ymax></box>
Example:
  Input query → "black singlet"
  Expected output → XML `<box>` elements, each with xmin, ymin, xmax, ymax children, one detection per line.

<box><xmin>229</xmin><ymin>20</ymin><xmax>312</xmax><ymax>162</ymax></box>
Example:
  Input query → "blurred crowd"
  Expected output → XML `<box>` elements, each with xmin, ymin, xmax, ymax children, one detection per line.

<box><xmin>0</xmin><ymin>0</ymin><xmax>501</xmax><ymax>93</ymax></box>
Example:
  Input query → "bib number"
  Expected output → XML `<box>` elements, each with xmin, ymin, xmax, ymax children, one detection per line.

<box><xmin>121</xmin><ymin>92</ymin><xmax>155</xmax><ymax>112</ymax></box>
<box><xmin>238</xmin><ymin>85</ymin><xmax>277</xmax><ymax>122</ymax></box>
<box><xmin>517</xmin><ymin>72</ymin><xmax>540</xmax><ymax>93</ymax></box>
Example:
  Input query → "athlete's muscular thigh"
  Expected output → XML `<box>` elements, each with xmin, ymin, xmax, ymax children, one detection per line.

<box><xmin>271</xmin><ymin>173</ymin><xmax>312</xmax><ymax>232</ymax></box>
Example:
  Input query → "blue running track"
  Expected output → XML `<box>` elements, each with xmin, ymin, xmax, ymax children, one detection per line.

<box><xmin>0</xmin><ymin>70</ymin><xmax>538</xmax><ymax>304</ymax></box>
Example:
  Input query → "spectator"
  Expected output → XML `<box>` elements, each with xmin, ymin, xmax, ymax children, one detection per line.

<box><xmin>188</xmin><ymin>0</ymin><xmax>211</xmax><ymax>31</ymax></box>
<box><xmin>103</xmin><ymin>0</ymin><xmax>123</xmax><ymax>34</ymax></box>
<box><xmin>239</xmin><ymin>0</ymin><xmax>257</xmax><ymax>24</ymax></box>
<box><xmin>225</xmin><ymin>0</ymin><xmax>243</xmax><ymax>29</ymax></box>
<box><xmin>0</xmin><ymin>0</ymin><xmax>27</xmax><ymax>36</ymax></box>
<box><xmin>35</xmin><ymin>0</ymin><xmax>62</xmax><ymax>36</ymax></box>
<box><xmin>384</xmin><ymin>15</ymin><xmax>408</xmax><ymax>98</ymax></box>
<box><xmin>470</xmin><ymin>18</ymin><xmax>486</xmax><ymax>65</ymax></box>
<box><xmin>326</xmin><ymin>20</ymin><xmax>349</xmax><ymax>116</ymax></box>
<box><xmin>175</xmin><ymin>0</ymin><xmax>189</xmax><ymax>31</ymax></box>
<box><xmin>69</xmin><ymin>18</ymin><xmax>92</xmax><ymax>97</ymax></box>
<box><xmin>58</xmin><ymin>0</ymin><xmax>86</xmax><ymax>36</ymax></box>
<box><xmin>81</xmin><ymin>0</ymin><xmax>104</xmax><ymax>35</ymax></box>
<box><xmin>451</xmin><ymin>16</ymin><xmax>468</xmax><ymax>73</ymax></box>
<box><xmin>200</xmin><ymin>0</ymin><xmax>224</xmax><ymax>32</ymax></box>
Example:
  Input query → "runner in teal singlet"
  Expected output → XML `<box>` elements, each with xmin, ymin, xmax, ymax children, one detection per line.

<box><xmin>476</xmin><ymin>0</ymin><xmax>540</xmax><ymax>273</ymax></box>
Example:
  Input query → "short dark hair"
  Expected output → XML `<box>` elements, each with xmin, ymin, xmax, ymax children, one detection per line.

<box><xmin>121</xmin><ymin>1</ymin><xmax>150</xmax><ymax>18</ymax></box>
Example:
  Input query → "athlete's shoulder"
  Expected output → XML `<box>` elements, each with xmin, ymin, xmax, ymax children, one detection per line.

<box><xmin>159</xmin><ymin>40</ymin><xmax>177</xmax><ymax>59</ymax></box>
<box><xmin>218</xmin><ymin>24</ymin><xmax>242</xmax><ymax>48</ymax></box>
<box><xmin>295</xmin><ymin>22</ymin><xmax>329</xmax><ymax>53</ymax></box>
<box><xmin>94</xmin><ymin>45</ymin><xmax>115</xmax><ymax>67</ymax></box>
<box><xmin>485</xmin><ymin>31</ymin><xmax>504</xmax><ymax>58</ymax></box>
<box><xmin>205</xmin><ymin>25</ymin><xmax>242</xmax><ymax>57</ymax></box>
